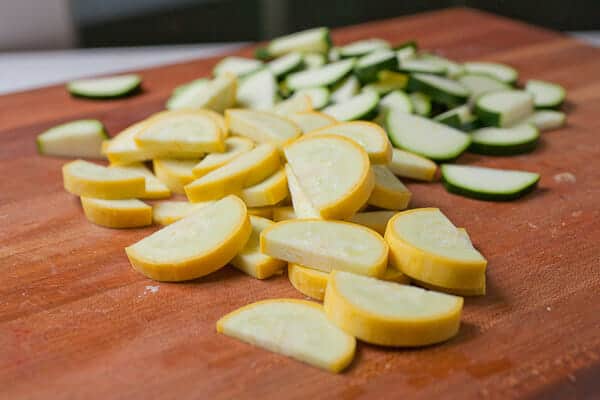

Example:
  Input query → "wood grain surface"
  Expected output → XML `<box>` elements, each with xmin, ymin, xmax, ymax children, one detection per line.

<box><xmin>1</xmin><ymin>7</ymin><xmax>599</xmax><ymax>400</ymax></box>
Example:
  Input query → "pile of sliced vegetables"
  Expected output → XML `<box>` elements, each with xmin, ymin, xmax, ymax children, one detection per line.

<box><xmin>38</xmin><ymin>25</ymin><xmax>568</xmax><ymax>373</ymax></box>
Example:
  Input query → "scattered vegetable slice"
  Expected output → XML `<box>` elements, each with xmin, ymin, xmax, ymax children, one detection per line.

<box><xmin>37</xmin><ymin>119</ymin><xmax>107</xmax><ymax>159</ymax></box>
<box><xmin>67</xmin><ymin>74</ymin><xmax>141</xmax><ymax>99</ymax></box>
<box><xmin>81</xmin><ymin>198</ymin><xmax>152</xmax><ymax>228</ymax></box>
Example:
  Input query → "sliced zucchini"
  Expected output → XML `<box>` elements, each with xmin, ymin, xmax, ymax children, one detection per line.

<box><xmin>394</xmin><ymin>41</ymin><xmax>418</xmax><ymax>62</ymax></box>
<box><xmin>172</xmin><ymin>78</ymin><xmax>208</xmax><ymax>97</ymax></box>
<box><xmin>285</xmin><ymin>59</ymin><xmax>354</xmax><ymax>91</ymax></box>
<box><xmin>256</xmin><ymin>27</ymin><xmax>331</xmax><ymax>59</ymax></box>
<box><xmin>434</xmin><ymin>105</ymin><xmax>476</xmax><ymax>130</ymax></box>
<box><xmin>525</xmin><ymin>79</ymin><xmax>566</xmax><ymax>109</ymax></box>
<box><xmin>293</xmin><ymin>87</ymin><xmax>330</xmax><ymax>109</ymax></box>
<box><xmin>475</xmin><ymin>90</ymin><xmax>534</xmax><ymax>127</ymax></box>
<box><xmin>407</xmin><ymin>73</ymin><xmax>469</xmax><ymax>107</ymax></box>
<box><xmin>463</xmin><ymin>62</ymin><xmax>518</xmax><ymax>84</ymax></box>
<box><xmin>323</xmin><ymin>91</ymin><xmax>379</xmax><ymax>121</ymax></box>
<box><xmin>441</xmin><ymin>164</ymin><xmax>540</xmax><ymax>201</ymax></box>
<box><xmin>268</xmin><ymin>52</ymin><xmax>304</xmax><ymax>79</ymax></box>
<box><xmin>519</xmin><ymin>110</ymin><xmax>566</xmax><ymax>132</ymax></box>
<box><xmin>328</xmin><ymin>47</ymin><xmax>341</xmax><ymax>62</ymax></box>
<box><xmin>457</xmin><ymin>73</ymin><xmax>510</xmax><ymax>102</ymax></box>
<box><xmin>363</xmin><ymin>70</ymin><xmax>408</xmax><ymax>95</ymax></box>
<box><xmin>386</xmin><ymin>112</ymin><xmax>470</xmax><ymax>161</ymax></box>
<box><xmin>237</xmin><ymin>68</ymin><xmax>278</xmax><ymax>110</ymax></box>
<box><xmin>399</xmin><ymin>59</ymin><xmax>446</xmax><ymax>75</ymax></box>
<box><xmin>419</xmin><ymin>53</ymin><xmax>465</xmax><ymax>78</ymax></box>
<box><xmin>37</xmin><ymin>119</ymin><xmax>107</xmax><ymax>159</ymax></box>
<box><xmin>379</xmin><ymin>90</ymin><xmax>413</xmax><ymax>114</ymax></box>
<box><xmin>166</xmin><ymin>73</ymin><xmax>236</xmax><ymax>112</ymax></box>
<box><xmin>388</xmin><ymin>148</ymin><xmax>437</xmax><ymax>182</ymax></box>
<box><xmin>214</xmin><ymin>56</ymin><xmax>263</xmax><ymax>78</ymax></box>
<box><xmin>339</xmin><ymin>38</ymin><xmax>390</xmax><ymax>58</ymax></box>
<box><xmin>67</xmin><ymin>74</ymin><xmax>141</xmax><ymax>99</ymax></box>
<box><xmin>409</xmin><ymin>92</ymin><xmax>432</xmax><ymax>117</ymax></box>
<box><xmin>304</xmin><ymin>52</ymin><xmax>327</xmax><ymax>69</ymax></box>
<box><xmin>469</xmin><ymin>124</ymin><xmax>539</xmax><ymax>155</ymax></box>
<box><xmin>354</xmin><ymin>49</ymin><xmax>398</xmax><ymax>84</ymax></box>
<box><xmin>330</xmin><ymin>75</ymin><xmax>360</xmax><ymax>103</ymax></box>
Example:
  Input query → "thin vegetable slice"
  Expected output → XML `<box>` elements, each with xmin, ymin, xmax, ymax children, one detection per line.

<box><xmin>236</xmin><ymin>69</ymin><xmax>278</xmax><ymax>110</ymax></box>
<box><xmin>226</xmin><ymin>109</ymin><xmax>301</xmax><ymax>147</ymax></box>
<box><xmin>470</xmin><ymin>124</ymin><xmax>540</xmax><ymax>155</ymax></box>
<box><xmin>81</xmin><ymin>198</ymin><xmax>152</xmax><ymax>228</ymax></box>
<box><xmin>475</xmin><ymin>90</ymin><xmax>534</xmax><ymax>127</ymax></box>
<box><xmin>67</xmin><ymin>74</ymin><xmax>141</xmax><ymax>99</ymax></box>
<box><xmin>256</xmin><ymin>27</ymin><xmax>331</xmax><ymax>59</ymax></box>
<box><xmin>354</xmin><ymin>49</ymin><xmax>398</xmax><ymax>84</ymax></box>
<box><xmin>368</xmin><ymin>165</ymin><xmax>411</xmax><ymax>210</ymax></box>
<box><xmin>388</xmin><ymin>148</ymin><xmax>437</xmax><ymax>182</ymax></box>
<box><xmin>166</xmin><ymin>73</ymin><xmax>236</xmax><ymax>112</ymax></box>
<box><xmin>407</xmin><ymin>73</ymin><xmax>470</xmax><ymax>106</ymax></box>
<box><xmin>153</xmin><ymin>159</ymin><xmax>199</xmax><ymax>194</ymax></box>
<box><xmin>464</xmin><ymin>61</ymin><xmax>518</xmax><ymax>84</ymax></box>
<box><xmin>286</xmin><ymin>59</ymin><xmax>354</xmax><ymax>91</ymax></box>
<box><xmin>525</xmin><ymin>79</ymin><xmax>566</xmax><ymax>109</ymax></box>
<box><xmin>214</xmin><ymin>56</ymin><xmax>263</xmax><ymax>78</ymax></box>
<box><xmin>37</xmin><ymin>119</ymin><xmax>107</xmax><ymax>159</ymax></box>
<box><xmin>240</xmin><ymin>168</ymin><xmax>288</xmax><ymax>207</ymax></box>
<box><xmin>322</xmin><ymin>91</ymin><xmax>379</xmax><ymax>121</ymax></box>
<box><xmin>192</xmin><ymin>136</ymin><xmax>254</xmax><ymax>178</ymax></box>
<box><xmin>339</xmin><ymin>38</ymin><xmax>390</xmax><ymax>58</ymax></box>
<box><xmin>152</xmin><ymin>201</ymin><xmax>213</xmax><ymax>225</ymax></box>
<box><xmin>109</xmin><ymin>162</ymin><xmax>170</xmax><ymax>199</ymax></box>
<box><xmin>287</xmin><ymin>111</ymin><xmax>336</xmax><ymax>133</ymax></box>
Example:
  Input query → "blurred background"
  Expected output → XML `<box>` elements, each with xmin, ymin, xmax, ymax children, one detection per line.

<box><xmin>1</xmin><ymin>0</ymin><xmax>598</xmax><ymax>93</ymax></box>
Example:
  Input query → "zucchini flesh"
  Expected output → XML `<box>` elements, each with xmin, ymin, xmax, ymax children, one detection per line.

<box><xmin>214</xmin><ymin>56</ymin><xmax>263</xmax><ymax>77</ymax></box>
<box><xmin>362</xmin><ymin>70</ymin><xmax>408</xmax><ymax>95</ymax></box>
<box><xmin>294</xmin><ymin>87</ymin><xmax>330</xmax><ymax>109</ymax></box>
<box><xmin>519</xmin><ymin>110</ymin><xmax>565</xmax><ymax>132</ymax></box>
<box><xmin>457</xmin><ymin>73</ymin><xmax>510</xmax><ymax>103</ymax></box>
<box><xmin>67</xmin><ymin>74</ymin><xmax>141</xmax><ymax>99</ymax></box>
<box><xmin>407</xmin><ymin>73</ymin><xmax>470</xmax><ymax>107</ymax></box>
<box><xmin>37</xmin><ymin>119</ymin><xmax>107</xmax><ymax>159</ymax></box>
<box><xmin>525</xmin><ymin>79</ymin><xmax>566</xmax><ymax>109</ymax></box>
<box><xmin>470</xmin><ymin>124</ymin><xmax>539</xmax><ymax>155</ymax></box>
<box><xmin>237</xmin><ymin>69</ymin><xmax>278</xmax><ymax>110</ymax></box>
<box><xmin>435</xmin><ymin>105</ymin><xmax>474</xmax><ymax>129</ymax></box>
<box><xmin>260</xmin><ymin>27</ymin><xmax>331</xmax><ymax>58</ymax></box>
<box><xmin>339</xmin><ymin>38</ymin><xmax>390</xmax><ymax>58</ymax></box>
<box><xmin>323</xmin><ymin>91</ymin><xmax>379</xmax><ymax>121</ymax></box>
<box><xmin>419</xmin><ymin>53</ymin><xmax>465</xmax><ymax>78</ymax></box>
<box><xmin>475</xmin><ymin>90</ymin><xmax>534</xmax><ymax>127</ymax></box>
<box><xmin>386</xmin><ymin>111</ymin><xmax>470</xmax><ymax>161</ymax></box>
<box><xmin>441</xmin><ymin>164</ymin><xmax>539</xmax><ymax>201</ymax></box>
<box><xmin>354</xmin><ymin>49</ymin><xmax>398</xmax><ymax>84</ymax></box>
<box><xmin>330</xmin><ymin>75</ymin><xmax>360</xmax><ymax>103</ymax></box>
<box><xmin>399</xmin><ymin>59</ymin><xmax>446</xmax><ymax>75</ymax></box>
<box><xmin>304</xmin><ymin>53</ymin><xmax>327</xmax><ymax>69</ymax></box>
<box><xmin>268</xmin><ymin>52</ymin><xmax>304</xmax><ymax>78</ymax></box>
<box><xmin>286</xmin><ymin>59</ymin><xmax>354</xmax><ymax>90</ymax></box>
<box><xmin>379</xmin><ymin>90</ymin><xmax>413</xmax><ymax>114</ymax></box>
<box><xmin>463</xmin><ymin>62</ymin><xmax>518</xmax><ymax>84</ymax></box>
<box><xmin>409</xmin><ymin>92</ymin><xmax>432</xmax><ymax>116</ymax></box>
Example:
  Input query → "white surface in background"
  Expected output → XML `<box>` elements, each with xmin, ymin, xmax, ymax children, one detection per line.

<box><xmin>571</xmin><ymin>32</ymin><xmax>600</xmax><ymax>47</ymax></box>
<box><xmin>0</xmin><ymin>43</ymin><xmax>246</xmax><ymax>95</ymax></box>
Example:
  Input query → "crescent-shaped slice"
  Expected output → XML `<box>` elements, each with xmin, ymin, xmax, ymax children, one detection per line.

<box><xmin>135</xmin><ymin>110</ymin><xmax>225</xmax><ymax>154</ymax></box>
<box><xmin>231</xmin><ymin>216</ymin><xmax>285</xmax><ymax>279</ymax></box>
<box><xmin>305</xmin><ymin>121</ymin><xmax>392</xmax><ymax>164</ymax></box>
<box><xmin>152</xmin><ymin>201</ymin><xmax>214</xmax><ymax>225</ymax></box>
<box><xmin>261</xmin><ymin>219</ymin><xmax>388</xmax><ymax>277</ymax></box>
<box><xmin>240</xmin><ymin>168</ymin><xmax>288</xmax><ymax>207</ymax></box>
<box><xmin>287</xmin><ymin>111</ymin><xmax>336</xmax><ymax>133</ymax></box>
<box><xmin>192</xmin><ymin>136</ymin><xmax>254</xmax><ymax>178</ymax></box>
<box><xmin>216</xmin><ymin>299</ymin><xmax>355</xmax><ymax>373</ymax></box>
<box><xmin>126</xmin><ymin>195</ymin><xmax>251</xmax><ymax>281</ymax></box>
<box><xmin>385</xmin><ymin>208</ymin><xmax>487</xmax><ymax>295</ymax></box>
<box><xmin>324</xmin><ymin>271</ymin><xmax>463</xmax><ymax>346</ymax></box>
<box><xmin>185</xmin><ymin>143</ymin><xmax>281</xmax><ymax>202</ymax></box>
<box><xmin>63</xmin><ymin>159</ymin><xmax>146</xmax><ymax>199</ymax></box>
<box><xmin>153</xmin><ymin>159</ymin><xmax>199</xmax><ymax>194</ymax></box>
<box><xmin>109</xmin><ymin>162</ymin><xmax>170</xmax><ymax>199</ymax></box>
<box><xmin>81</xmin><ymin>198</ymin><xmax>152</xmax><ymax>228</ymax></box>
<box><xmin>284</xmin><ymin>135</ymin><xmax>374</xmax><ymax>220</ymax></box>
<box><xmin>368</xmin><ymin>165</ymin><xmax>411</xmax><ymax>210</ymax></box>
<box><xmin>226</xmin><ymin>109</ymin><xmax>301</xmax><ymax>147</ymax></box>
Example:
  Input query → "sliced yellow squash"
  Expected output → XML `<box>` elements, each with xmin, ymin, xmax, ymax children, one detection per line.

<box><xmin>380</xmin><ymin>265</ymin><xmax>411</xmax><ymax>284</ymax></box>
<box><xmin>153</xmin><ymin>159</ymin><xmax>199</xmax><ymax>194</ymax></box>
<box><xmin>346</xmin><ymin>210</ymin><xmax>395</xmax><ymax>235</ymax></box>
<box><xmin>185</xmin><ymin>143</ymin><xmax>281</xmax><ymax>202</ymax></box>
<box><xmin>368</xmin><ymin>165</ymin><xmax>411</xmax><ymax>210</ymax></box>
<box><xmin>288</xmin><ymin>263</ymin><xmax>329</xmax><ymax>301</ymax></box>
<box><xmin>284</xmin><ymin>163</ymin><xmax>320</xmax><ymax>218</ymax></box>
<box><xmin>216</xmin><ymin>299</ymin><xmax>355</xmax><ymax>373</ymax></box>
<box><xmin>287</xmin><ymin>111</ymin><xmax>336</xmax><ymax>133</ymax></box>
<box><xmin>152</xmin><ymin>200</ymin><xmax>213</xmax><ymax>225</ymax></box>
<box><xmin>385</xmin><ymin>208</ymin><xmax>487</xmax><ymax>295</ymax></box>
<box><xmin>225</xmin><ymin>109</ymin><xmax>301</xmax><ymax>147</ymax></box>
<box><xmin>272</xmin><ymin>94</ymin><xmax>312</xmax><ymax>116</ymax></box>
<box><xmin>272</xmin><ymin>205</ymin><xmax>297</xmax><ymax>222</ymax></box>
<box><xmin>324</xmin><ymin>271</ymin><xmax>463</xmax><ymax>346</ymax></box>
<box><xmin>81</xmin><ymin>197</ymin><xmax>152</xmax><ymax>228</ymax></box>
<box><xmin>240</xmin><ymin>168</ymin><xmax>288</xmax><ymax>207</ymax></box>
<box><xmin>197</xmin><ymin>108</ymin><xmax>228</xmax><ymax>136</ymax></box>
<box><xmin>306</xmin><ymin>121</ymin><xmax>392</xmax><ymax>164</ymax></box>
<box><xmin>192</xmin><ymin>136</ymin><xmax>254</xmax><ymax>178</ymax></box>
<box><xmin>231</xmin><ymin>216</ymin><xmax>285</xmax><ymax>279</ymax></box>
<box><xmin>284</xmin><ymin>135</ymin><xmax>374</xmax><ymax>220</ymax></box>
<box><xmin>261</xmin><ymin>219</ymin><xmax>388</xmax><ymax>277</ymax></box>
<box><xmin>135</xmin><ymin>110</ymin><xmax>225</xmax><ymax>154</ymax></box>
<box><xmin>63</xmin><ymin>159</ymin><xmax>146</xmax><ymax>199</ymax></box>
<box><xmin>167</xmin><ymin>73</ymin><xmax>237</xmax><ymax>112</ymax></box>
<box><xmin>126</xmin><ymin>195</ymin><xmax>251</xmax><ymax>281</ymax></box>
<box><xmin>247</xmin><ymin>207</ymin><xmax>274</xmax><ymax>219</ymax></box>
<box><xmin>109</xmin><ymin>162</ymin><xmax>170</xmax><ymax>199</ymax></box>
<box><xmin>388</xmin><ymin>148</ymin><xmax>437</xmax><ymax>182</ymax></box>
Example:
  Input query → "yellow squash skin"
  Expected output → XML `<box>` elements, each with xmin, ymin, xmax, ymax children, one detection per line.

<box><xmin>80</xmin><ymin>198</ymin><xmax>152</xmax><ymax>228</ymax></box>
<box><xmin>288</xmin><ymin>263</ymin><xmax>329</xmax><ymax>301</ymax></box>
<box><xmin>126</xmin><ymin>196</ymin><xmax>251</xmax><ymax>282</ymax></box>
<box><xmin>324</xmin><ymin>271</ymin><xmax>463</xmax><ymax>347</ymax></box>
<box><xmin>153</xmin><ymin>159</ymin><xmax>199</xmax><ymax>194</ymax></box>
<box><xmin>384</xmin><ymin>208</ymin><xmax>487</xmax><ymax>294</ymax></box>
<box><xmin>240</xmin><ymin>168</ymin><xmax>289</xmax><ymax>207</ymax></box>
<box><xmin>367</xmin><ymin>165</ymin><xmax>411</xmax><ymax>210</ymax></box>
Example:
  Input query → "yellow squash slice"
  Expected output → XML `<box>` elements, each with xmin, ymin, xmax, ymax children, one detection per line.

<box><xmin>284</xmin><ymin>164</ymin><xmax>320</xmax><ymax>218</ymax></box>
<box><xmin>135</xmin><ymin>110</ymin><xmax>225</xmax><ymax>154</ymax></box>
<box><xmin>109</xmin><ymin>162</ymin><xmax>170</xmax><ymax>199</ymax></box>
<box><xmin>388</xmin><ymin>148</ymin><xmax>437</xmax><ymax>182</ymax></box>
<box><xmin>272</xmin><ymin>205</ymin><xmax>297</xmax><ymax>222</ymax></box>
<box><xmin>324</xmin><ymin>271</ymin><xmax>463</xmax><ymax>346</ymax></box>
<box><xmin>231</xmin><ymin>216</ymin><xmax>286</xmax><ymax>279</ymax></box>
<box><xmin>261</xmin><ymin>219</ymin><xmax>388</xmax><ymax>277</ymax></box>
<box><xmin>306</xmin><ymin>121</ymin><xmax>392</xmax><ymax>164</ymax></box>
<box><xmin>63</xmin><ymin>159</ymin><xmax>146</xmax><ymax>199</ymax></box>
<box><xmin>216</xmin><ymin>299</ymin><xmax>355</xmax><ymax>373</ymax></box>
<box><xmin>284</xmin><ymin>135</ymin><xmax>374</xmax><ymax>220</ymax></box>
<box><xmin>287</xmin><ymin>111</ymin><xmax>336</xmax><ymax>133</ymax></box>
<box><xmin>272</xmin><ymin>94</ymin><xmax>312</xmax><ymax>116</ymax></box>
<box><xmin>240</xmin><ymin>168</ymin><xmax>288</xmax><ymax>207</ymax></box>
<box><xmin>185</xmin><ymin>143</ymin><xmax>281</xmax><ymax>202</ymax></box>
<box><xmin>385</xmin><ymin>208</ymin><xmax>487</xmax><ymax>295</ymax></box>
<box><xmin>126</xmin><ymin>195</ymin><xmax>251</xmax><ymax>281</ymax></box>
<box><xmin>192</xmin><ymin>136</ymin><xmax>254</xmax><ymax>178</ymax></box>
<box><xmin>167</xmin><ymin>73</ymin><xmax>237</xmax><ymax>112</ymax></box>
<box><xmin>81</xmin><ymin>197</ymin><xmax>152</xmax><ymax>228</ymax></box>
<box><xmin>247</xmin><ymin>207</ymin><xmax>274</xmax><ymax>219</ymax></box>
<box><xmin>103</xmin><ymin>119</ymin><xmax>204</xmax><ymax>164</ymax></box>
<box><xmin>152</xmin><ymin>201</ymin><xmax>213</xmax><ymax>225</ymax></box>
<box><xmin>225</xmin><ymin>109</ymin><xmax>301</xmax><ymax>147</ymax></box>
<box><xmin>153</xmin><ymin>159</ymin><xmax>200</xmax><ymax>194</ymax></box>
<box><xmin>368</xmin><ymin>165</ymin><xmax>412</xmax><ymax>210</ymax></box>
<box><xmin>346</xmin><ymin>210</ymin><xmax>395</xmax><ymax>235</ymax></box>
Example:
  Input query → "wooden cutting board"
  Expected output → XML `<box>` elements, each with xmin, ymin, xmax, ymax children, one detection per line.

<box><xmin>1</xmin><ymin>7</ymin><xmax>599</xmax><ymax>399</ymax></box>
